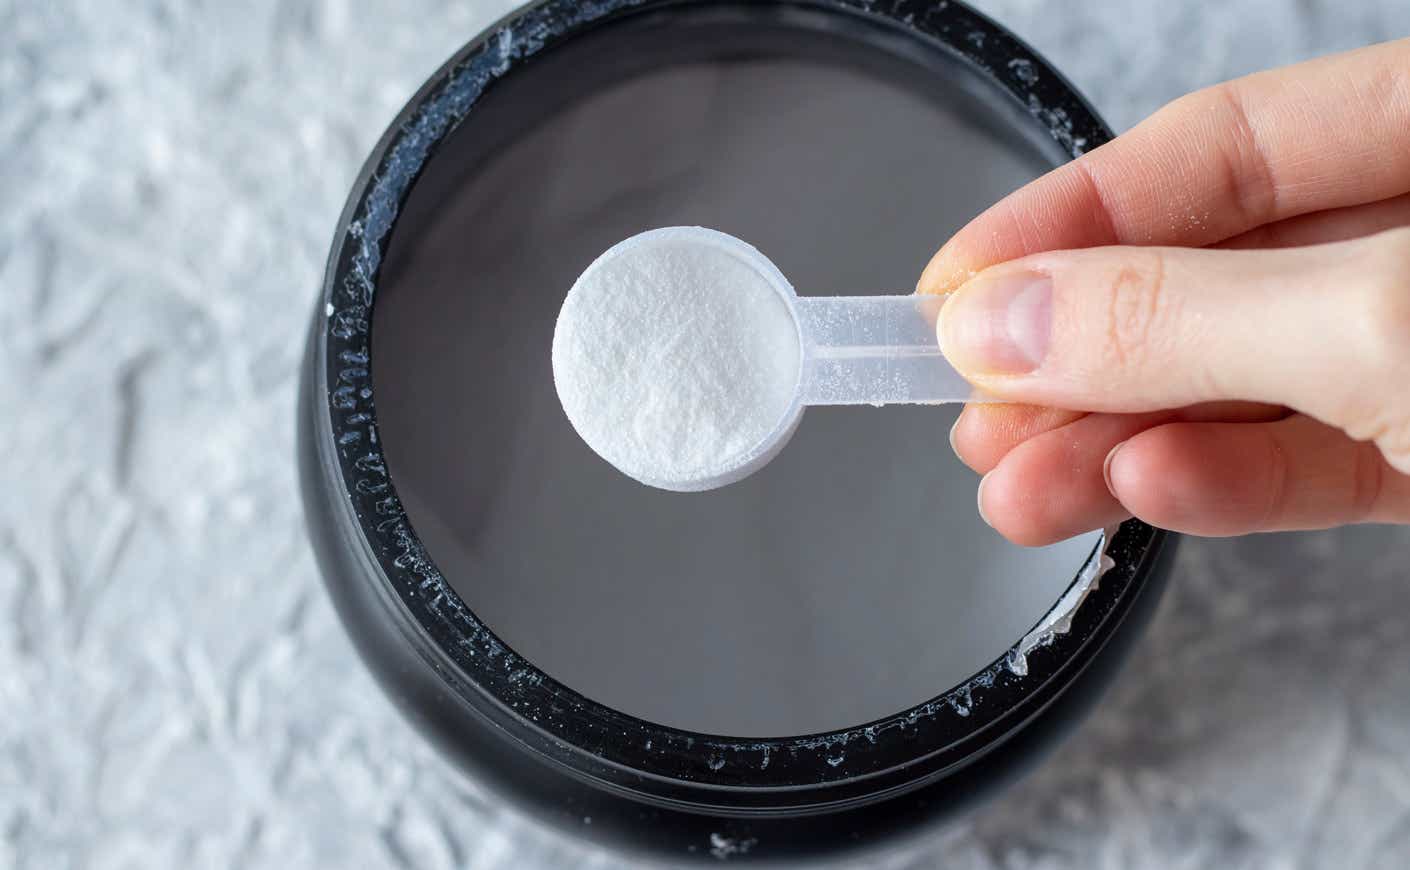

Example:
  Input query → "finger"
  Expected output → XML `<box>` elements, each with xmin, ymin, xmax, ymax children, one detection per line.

<box><xmin>1218</xmin><ymin>191</ymin><xmax>1410</xmax><ymax>250</ymax></box>
<box><xmin>950</xmin><ymin>404</ymin><xmax>1085</xmax><ymax>474</ymax></box>
<box><xmin>977</xmin><ymin>412</ymin><xmax>1163</xmax><ymax>546</ymax></box>
<box><xmin>1106</xmin><ymin>415</ymin><xmax>1410</xmax><ymax>535</ymax></box>
<box><xmin>953</xmin><ymin>401</ymin><xmax>1285</xmax><ymax>475</ymax></box>
<box><xmin>937</xmin><ymin>228</ymin><xmax>1410</xmax><ymax>457</ymax></box>
<box><xmin>971</xmin><ymin>404</ymin><xmax>1290</xmax><ymax>545</ymax></box>
<box><xmin>918</xmin><ymin>38</ymin><xmax>1410</xmax><ymax>294</ymax></box>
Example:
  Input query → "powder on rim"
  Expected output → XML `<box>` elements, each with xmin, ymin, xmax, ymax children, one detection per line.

<box><xmin>551</xmin><ymin>227</ymin><xmax>802</xmax><ymax>490</ymax></box>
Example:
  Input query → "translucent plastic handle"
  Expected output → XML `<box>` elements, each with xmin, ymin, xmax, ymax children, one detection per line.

<box><xmin>795</xmin><ymin>294</ymin><xmax>975</xmax><ymax>406</ymax></box>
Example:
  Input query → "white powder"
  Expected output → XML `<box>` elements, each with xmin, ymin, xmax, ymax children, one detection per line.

<box><xmin>551</xmin><ymin>227</ymin><xmax>802</xmax><ymax>491</ymax></box>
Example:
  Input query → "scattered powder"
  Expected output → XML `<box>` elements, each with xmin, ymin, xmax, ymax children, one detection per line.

<box><xmin>551</xmin><ymin>228</ymin><xmax>801</xmax><ymax>490</ymax></box>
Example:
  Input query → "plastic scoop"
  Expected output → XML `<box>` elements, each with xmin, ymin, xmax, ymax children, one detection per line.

<box><xmin>553</xmin><ymin>227</ymin><xmax>978</xmax><ymax>491</ymax></box>
<box><xmin>793</xmin><ymin>293</ymin><xmax>970</xmax><ymax>406</ymax></box>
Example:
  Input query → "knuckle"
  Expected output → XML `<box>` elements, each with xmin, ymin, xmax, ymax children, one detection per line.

<box><xmin>1382</xmin><ymin>434</ymin><xmax>1410</xmax><ymax>478</ymax></box>
<box><xmin>1361</xmin><ymin>405</ymin><xmax>1410</xmax><ymax>479</ymax></box>
<box><xmin>1096</xmin><ymin>249</ymin><xmax>1175</xmax><ymax>371</ymax></box>
<box><xmin>1330</xmin><ymin>229</ymin><xmax>1410</xmax><ymax>444</ymax></box>
<box><xmin>1358</xmin><ymin>228</ymin><xmax>1410</xmax><ymax>377</ymax></box>
<box><xmin>1339</xmin><ymin>408</ymin><xmax>1410</xmax><ymax>479</ymax></box>
<box><xmin>1158</xmin><ymin>83</ymin><xmax>1277</xmax><ymax>229</ymax></box>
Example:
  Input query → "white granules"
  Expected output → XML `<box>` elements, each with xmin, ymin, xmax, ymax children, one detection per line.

<box><xmin>551</xmin><ymin>227</ymin><xmax>802</xmax><ymax>491</ymax></box>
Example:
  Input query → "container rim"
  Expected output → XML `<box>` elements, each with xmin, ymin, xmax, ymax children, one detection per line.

<box><xmin>312</xmin><ymin>0</ymin><xmax>1168</xmax><ymax>813</ymax></box>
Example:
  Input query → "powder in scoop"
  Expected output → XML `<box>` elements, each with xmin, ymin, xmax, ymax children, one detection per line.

<box><xmin>551</xmin><ymin>227</ymin><xmax>802</xmax><ymax>491</ymax></box>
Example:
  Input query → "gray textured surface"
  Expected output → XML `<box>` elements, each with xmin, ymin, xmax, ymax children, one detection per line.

<box><xmin>3</xmin><ymin>1</ymin><xmax>1409</xmax><ymax>868</ymax></box>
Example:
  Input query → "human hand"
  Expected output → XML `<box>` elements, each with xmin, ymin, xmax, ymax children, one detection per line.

<box><xmin>922</xmin><ymin>39</ymin><xmax>1410</xmax><ymax>546</ymax></box>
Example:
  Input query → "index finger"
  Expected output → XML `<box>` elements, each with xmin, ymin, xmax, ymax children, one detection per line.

<box><xmin>919</xmin><ymin>38</ymin><xmax>1410</xmax><ymax>294</ymax></box>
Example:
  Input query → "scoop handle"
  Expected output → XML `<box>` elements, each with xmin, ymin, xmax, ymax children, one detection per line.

<box><xmin>794</xmin><ymin>294</ymin><xmax>978</xmax><ymax>406</ymax></box>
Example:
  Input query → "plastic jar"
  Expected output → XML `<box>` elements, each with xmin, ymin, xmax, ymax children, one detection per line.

<box><xmin>299</xmin><ymin>0</ymin><xmax>1176</xmax><ymax>861</ymax></box>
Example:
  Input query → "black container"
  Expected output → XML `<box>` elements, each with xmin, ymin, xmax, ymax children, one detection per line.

<box><xmin>299</xmin><ymin>0</ymin><xmax>1175</xmax><ymax>862</ymax></box>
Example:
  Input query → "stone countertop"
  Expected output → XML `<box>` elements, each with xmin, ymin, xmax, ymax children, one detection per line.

<box><xmin>3</xmin><ymin>1</ymin><xmax>1408</xmax><ymax>867</ymax></box>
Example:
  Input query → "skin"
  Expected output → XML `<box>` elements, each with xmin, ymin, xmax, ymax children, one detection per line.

<box><xmin>920</xmin><ymin>38</ymin><xmax>1410</xmax><ymax>546</ymax></box>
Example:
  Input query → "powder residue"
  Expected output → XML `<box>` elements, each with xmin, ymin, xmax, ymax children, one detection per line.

<box><xmin>551</xmin><ymin>228</ymin><xmax>801</xmax><ymax>490</ymax></box>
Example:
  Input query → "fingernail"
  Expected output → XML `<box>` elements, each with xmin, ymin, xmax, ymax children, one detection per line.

<box><xmin>948</xmin><ymin>416</ymin><xmax>962</xmax><ymax>460</ymax></box>
<box><xmin>1103</xmin><ymin>441</ymin><xmax>1125</xmax><ymax>494</ymax></box>
<box><xmin>939</xmin><ymin>270</ymin><xmax>1052</xmax><ymax>375</ymax></box>
<box><xmin>977</xmin><ymin>472</ymin><xmax>994</xmax><ymax>527</ymax></box>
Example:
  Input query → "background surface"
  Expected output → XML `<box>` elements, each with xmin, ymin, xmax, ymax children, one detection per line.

<box><xmin>4</xmin><ymin>1</ymin><xmax>1410</xmax><ymax>867</ymax></box>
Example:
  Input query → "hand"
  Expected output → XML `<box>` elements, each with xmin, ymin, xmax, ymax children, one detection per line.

<box><xmin>921</xmin><ymin>39</ymin><xmax>1410</xmax><ymax>546</ymax></box>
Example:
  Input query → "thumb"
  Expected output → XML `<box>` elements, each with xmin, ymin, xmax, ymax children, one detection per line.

<box><xmin>936</xmin><ymin>227</ymin><xmax>1410</xmax><ymax>472</ymax></box>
